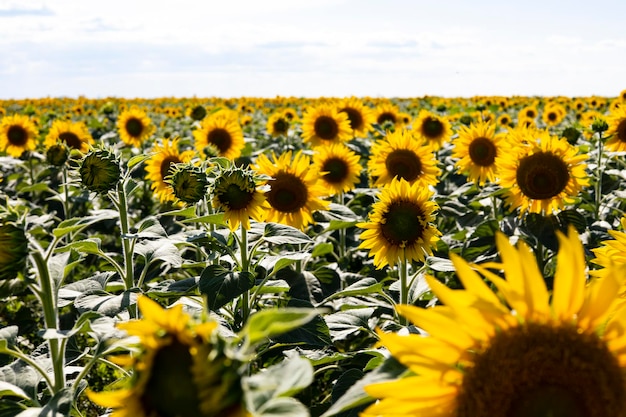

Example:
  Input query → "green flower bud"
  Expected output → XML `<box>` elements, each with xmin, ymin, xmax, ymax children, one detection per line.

<box><xmin>591</xmin><ymin>118</ymin><xmax>609</xmax><ymax>134</ymax></box>
<box><xmin>189</xmin><ymin>105</ymin><xmax>207</xmax><ymax>121</ymax></box>
<box><xmin>46</xmin><ymin>143</ymin><xmax>69</xmax><ymax>166</ymax></box>
<box><xmin>459</xmin><ymin>114</ymin><xmax>474</xmax><ymax>126</ymax></box>
<box><xmin>0</xmin><ymin>222</ymin><xmax>28</xmax><ymax>280</ymax></box>
<box><xmin>79</xmin><ymin>148</ymin><xmax>121</xmax><ymax>194</ymax></box>
<box><xmin>561</xmin><ymin>126</ymin><xmax>582</xmax><ymax>145</ymax></box>
<box><xmin>167</xmin><ymin>164</ymin><xmax>209</xmax><ymax>205</ymax></box>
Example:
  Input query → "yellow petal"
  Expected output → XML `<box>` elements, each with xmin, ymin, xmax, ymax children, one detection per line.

<box><xmin>552</xmin><ymin>227</ymin><xmax>586</xmax><ymax>321</ymax></box>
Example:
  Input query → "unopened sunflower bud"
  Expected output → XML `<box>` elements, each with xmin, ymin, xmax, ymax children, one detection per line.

<box><xmin>46</xmin><ymin>143</ymin><xmax>69</xmax><ymax>166</ymax></box>
<box><xmin>561</xmin><ymin>126</ymin><xmax>582</xmax><ymax>145</ymax></box>
<box><xmin>167</xmin><ymin>164</ymin><xmax>209</xmax><ymax>205</ymax></box>
<box><xmin>592</xmin><ymin>118</ymin><xmax>609</xmax><ymax>134</ymax></box>
<box><xmin>0</xmin><ymin>221</ymin><xmax>28</xmax><ymax>280</ymax></box>
<box><xmin>79</xmin><ymin>148</ymin><xmax>121</xmax><ymax>194</ymax></box>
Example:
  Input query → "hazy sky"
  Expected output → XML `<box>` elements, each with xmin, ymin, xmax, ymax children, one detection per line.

<box><xmin>2</xmin><ymin>0</ymin><xmax>625</xmax><ymax>99</ymax></box>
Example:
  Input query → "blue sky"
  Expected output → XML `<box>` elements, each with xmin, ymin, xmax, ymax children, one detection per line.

<box><xmin>1</xmin><ymin>0</ymin><xmax>625</xmax><ymax>99</ymax></box>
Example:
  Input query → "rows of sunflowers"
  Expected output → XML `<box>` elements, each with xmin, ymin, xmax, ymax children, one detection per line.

<box><xmin>1</xmin><ymin>91</ymin><xmax>626</xmax><ymax>416</ymax></box>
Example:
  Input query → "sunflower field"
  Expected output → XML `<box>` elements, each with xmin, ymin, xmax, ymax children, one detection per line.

<box><xmin>1</xmin><ymin>92</ymin><xmax>626</xmax><ymax>416</ymax></box>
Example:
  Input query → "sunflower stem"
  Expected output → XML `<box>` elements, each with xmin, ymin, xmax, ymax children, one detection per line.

<box><xmin>399</xmin><ymin>249</ymin><xmax>409</xmax><ymax>326</ymax></box>
<box><xmin>116</xmin><ymin>180</ymin><xmax>137</xmax><ymax>317</ymax></box>
<box><xmin>595</xmin><ymin>132</ymin><xmax>604</xmax><ymax>220</ymax></box>
<box><xmin>240</xmin><ymin>226</ymin><xmax>251</xmax><ymax>325</ymax></box>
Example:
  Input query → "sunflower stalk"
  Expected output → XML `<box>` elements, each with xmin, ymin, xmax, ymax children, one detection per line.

<box><xmin>240</xmin><ymin>226</ymin><xmax>251</xmax><ymax>325</ymax></box>
<box><xmin>398</xmin><ymin>248</ymin><xmax>409</xmax><ymax>326</ymax></box>
<box><xmin>595</xmin><ymin>131</ymin><xmax>605</xmax><ymax>220</ymax></box>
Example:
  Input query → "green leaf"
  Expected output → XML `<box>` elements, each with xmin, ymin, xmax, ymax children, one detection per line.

<box><xmin>134</xmin><ymin>239</ymin><xmax>183</xmax><ymax>268</ymax></box>
<box><xmin>158</xmin><ymin>206</ymin><xmax>197</xmax><ymax>218</ymax></box>
<box><xmin>325</xmin><ymin>308</ymin><xmax>376</xmax><ymax>342</ymax></box>
<box><xmin>319</xmin><ymin>278</ymin><xmax>384</xmax><ymax>305</ymax></box>
<box><xmin>0</xmin><ymin>326</ymin><xmax>18</xmax><ymax>351</ymax></box>
<box><xmin>425</xmin><ymin>256</ymin><xmax>456</xmax><ymax>272</ymax></box>
<box><xmin>127</xmin><ymin>153</ymin><xmax>151</xmax><ymax>170</ymax></box>
<box><xmin>181</xmin><ymin>212</ymin><xmax>226</xmax><ymax>226</ymax></box>
<box><xmin>254</xmin><ymin>397</ymin><xmax>309</xmax><ymax>417</ymax></box>
<box><xmin>74</xmin><ymin>291</ymin><xmax>138</xmax><ymax>316</ymax></box>
<box><xmin>263</xmin><ymin>223</ymin><xmax>312</xmax><ymax>245</ymax></box>
<box><xmin>52</xmin><ymin>210</ymin><xmax>118</xmax><ymax>238</ymax></box>
<box><xmin>311</xmin><ymin>242</ymin><xmax>335</xmax><ymax>257</ymax></box>
<box><xmin>58</xmin><ymin>238</ymin><xmax>104</xmax><ymax>256</ymax></box>
<box><xmin>199</xmin><ymin>265</ymin><xmax>255</xmax><ymax>311</ymax></box>
<box><xmin>325</xmin><ymin>219</ymin><xmax>359</xmax><ymax>232</ymax></box>
<box><xmin>241</xmin><ymin>308</ymin><xmax>321</xmax><ymax>346</ymax></box>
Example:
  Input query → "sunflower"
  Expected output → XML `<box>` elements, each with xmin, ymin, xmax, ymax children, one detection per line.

<box><xmin>266</xmin><ymin>112</ymin><xmax>291</xmax><ymax>137</ymax></box>
<box><xmin>373</xmin><ymin>102</ymin><xmax>402</xmax><ymax>129</ymax></box>
<box><xmin>542</xmin><ymin>103</ymin><xmax>567</xmax><ymax>127</ymax></box>
<box><xmin>87</xmin><ymin>296</ymin><xmax>247</xmax><ymax>417</ymax></box>
<box><xmin>301</xmin><ymin>104</ymin><xmax>353</xmax><ymax>147</ymax></box>
<box><xmin>452</xmin><ymin>120</ymin><xmax>504</xmax><ymax>185</ymax></box>
<box><xmin>144</xmin><ymin>138</ymin><xmax>196</xmax><ymax>203</ymax></box>
<box><xmin>591</xmin><ymin>216</ymin><xmax>626</xmax><ymax>279</ymax></box>
<box><xmin>337</xmin><ymin>97</ymin><xmax>374</xmax><ymax>138</ymax></box>
<box><xmin>498</xmin><ymin>129</ymin><xmax>589</xmax><ymax>215</ymax></box>
<box><xmin>44</xmin><ymin>119</ymin><xmax>94</xmax><ymax>153</ymax></box>
<box><xmin>496</xmin><ymin>113</ymin><xmax>512</xmax><ymax>127</ymax></box>
<box><xmin>0</xmin><ymin>114</ymin><xmax>39</xmax><ymax>157</ymax></box>
<box><xmin>413</xmin><ymin>109</ymin><xmax>453</xmax><ymax>150</ymax></box>
<box><xmin>211</xmin><ymin>167</ymin><xmax>269</xmax><ymax>231</ymax></box>
<box><xmin>367</xmin><ymin>129</ymin><xmax>440</xmax><ymax>188</ymax></box>
<box><xmin>193</xmin><ymin>114</ymin><xmax>245</xmax><ymax>160</ymax></box>
<box><xmin>312</xmin><ymin>143</ymin><xmax>363</xmax><ymax>195</ymax></box>
<box><xmin>252</xmin><ymin>150</ymin><xmax>329</xmax><ymax>230</ymax></box>
<box><xmin>519</xmin><ymin>105</ymin><xmax>539</xmax><ymax>120</ymax></box>
<box><xmin>620</xmin><ymin>89</ymin><xmax>626</xmax><ymax>103</ymax></box>
<box><xmin>605</xmin><ymin>106</ymin><xmax>626</xmax><ymax>152</ymax></box>
<box><xmin>363</xmin><ymin>227</ymin><xmax>626</xmax><ymax>417</ymax></box>
<box><xmin>116</xmin><ymin>106</ymin><xmax>155</xmax><ymax>148</ymax></box>
<box><xmin>357</xmin><ymin>177</ymin><xmax>441</xmax><ymax>269</ymax></box>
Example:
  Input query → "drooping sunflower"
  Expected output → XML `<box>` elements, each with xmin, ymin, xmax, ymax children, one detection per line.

<box><xmin>301</xmin><ymin>104</ymin><xmax>353</xmax><ymax>147</ymax></box>
<box><xmin>337</xmin><ymin>97</ymin><xmax>374</xmax><ymax>138</ymax></box>
<box><xmin>591</xmin><ymin>216</ymin><xmax>626</xmax><ymax>279</ymax></box>
<box><xmin>605</xmin><ymin>106</ymin><xmax>626</xmax><ymax>152</ymax></box>
<box><xmin>363</xmin><ymin>227</ymin><xmax>626</xmax><ymax>417</ymax></box>
<box><xmin>265</xmin><ymin>112</ymin><xmax>291</xmax><ymax>137</ymax></box>
<box><xmin>193</xmin><ymin>114</ymin><xmax>245</xmax><ymax>160</ymax></box>
<box><xmin>44</xmin><ymin>119</ymin><xmax>94</xmax><ymax>153</ymax></box>
<box><xmin>144</xmin><ymin>138</ymin><xmax>196</xmax><ymax>203</ymax></box>
<box><xmin>252</xmin><ymin>150</ymin><xmax>329</xmax><ymax>230</ymax></box>
<box><xmin>452</xmin><ymin>120</ymin><xmax>504</xmax><ymax>185</ymax></box>
<box><xmin>116</xmin><ymin>106</ymin><xmax>155</xmax><ymax>148</ymax></box>
<box><xmin>357</xmin><ymin>177</ymin><xmax>441</xmax><ymax>269</ymax></box>
<box><xmin>87</xmin><ymin>296</ymin><xmax>248</xmax><ymax>417</ymax></box>
<box><xmin>498</xmin><ymin>129</ymin><xmax>589</xmax><ymax>215</ymax></box>
<box><xmin>413</xmin><ymin>109</ymin><xmax>453</xmax><ymax>150</ymax></box>
<box><xmin>312</xmin><ymin>143</ymin><xmax>363</xmax><ymax>195</ymax></box>
<box><xmin>211</xmin><ymin>167</ymin><xmax>269</xmax><ymax>231</ymax></box>
<box><xmin>0</xmin><ymin>114</ymin><xmax>39</xmax><ymax>158</ymax></box>
<box><xmin>367</xmin><ymin>129</ymin><xmax>441</xmax><ymax>188</ymax></box>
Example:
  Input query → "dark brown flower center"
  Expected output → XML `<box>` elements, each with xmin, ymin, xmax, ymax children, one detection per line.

<box><xmin>516</xmin><ymin>152</ymin><xmax>570</xmax><ymax>200</ymax></box>
<box><xmin>7</xmin><ymin>125</ymin><xmax>27</xmax><ymax>146</ymax></box>
<box><xmin>340</xmin><ymin>107</ymin><xmax>363</xmax><ymax>131</ymax></box>
<box><xmin>322</xmin><ymin>157</ymin><xmax>349</xmax><ymax>184</ymax></box>
<box><xmin>616</xmin><ymin>119</ymin><xmax>626</xmax><ymax>143</ymax></box>
<box><xmin>314</xmin><ymin>116</ymin><xmax>339</xmax><ymax>140</ymax></box>
<box><xmin>218</xmin><ymin>183</ymin><xmax>254</xmax><ymax>210</ymax></box>
<box><xmin>421</xmin><ymin>117</ymin><xmax>444</xmax><ymax>139</ymax></box>
<box><xmin>547</xmin><ymin>111</ymin><xmax>558</xmax><ymax>122</ymax></box>
<box><xmin>456</xmin><ymin>324</ymin><xmax>625</xmax><ymax>417</ymax></box>
<box><xmin>59</xmin><ymin>132</ymin><xmax>82</xmax><ymax>149</ymax></box>
<box><xmin>525</xmin><ymin>109</ymin><xmax>537</xmax><ymax>118</ymax></box>
<box><xmin>380</xmin><ymin>200</ymin><xmax>426</xmax><ymax>246</ymax></box>
<box><xmin>125</xmin><ymin>118</ymin><xmax>144</xmax><ymax>138</ymax></box>
<box><xmin>267</xmin><ymin>172</ymin><xmax>308</xmax><ymax>213</ymax></box>
<box><xmin>385</xmin><ymin>149</ymin><xmax>422</xmax><ymax>182</ymax></box>
<box><xmin>207</xmin><ymin>128</ymin><xmax>233</xmax><ymax>153</ymax></box>
<box><xmin>377</xmin><ymin>112</ymin><xmax>396</xmax><ymax>125</ymax></box>
<box><xmin>273</xmin><ymin>118</ymin><xmax>289</xmax><ymax>134</ymax></box>
<box><xmin>468</xmin><ymin>137</ymin><xmax>497</xmax><ymax>167</ymax></box>
<box><xmin>160</xmin><ymin>156</ymin><xmax>181</xmax><ymax>181</ymax></box>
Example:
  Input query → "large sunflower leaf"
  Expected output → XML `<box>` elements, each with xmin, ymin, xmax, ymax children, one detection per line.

<box><xmin>199</xmin><ymin>265</ymin><xmax>255</xmax><ymax>311</ymax></box>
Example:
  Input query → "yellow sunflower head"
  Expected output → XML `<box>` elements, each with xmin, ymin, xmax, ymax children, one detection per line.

<box><xmin>193</xmin><ymin>114</ymin><xmax>245</xmax><ymax>161</ymax></box>
<box><xmin>251</xmin><ymin>150</ymin><xmax>329</xmax><ymax>230</ymax></box>
<box><xmin>497</xmin><ymin>129</ymin><xmax>589</xmax><ymax>215</ymax></box>
<box><xmin>211</xmin><ymin>166</ymin><xmax>269</xmax><ymax>231</ymax></box>
<box><xmin>87</xmin><ymin>296</ymin><xmax>248</xmax><ymax>417</ymax></box>
<box><xmin>367</xmin><ymin>128</ymin><xmax>441</xmax><ymax>188</ymax></box>
<box><xmin>301</xmin><ymin>104</ymin><xmax>353</xmax><ymax>147</ymax></box>
<box><xmin>413</xmin><ymin>109</ymin><xmax>453</xmax><ymax>150</ymax></box>
<box><xmin>605</xmin><ymin>106</ymin><xmax>626</xmax><ymax>152</ymax></box>
<box><xmin>541</xmin><ymin>102</ymin><xmax>567</xmax><ymax>127</ymax></box>
<box><xmin>116</xmin><ymin>106</ymin><xmax>155</xmax><ymax>148</ymax></box>
<box><xmin>144</xmin><ymin>138</ymin><xmax>196</xmax><ymax>203</ymax></box>
<box><xmin>373</xmin><ymin>102</ymin><xmax>402</xmax><ymax>130</ymax></box>
<box><xmin>519</xmin><ymin>105</ymin><xmax>539</xmax><ymax>120</ymax></box>
<box><xmin>266</xmin><ymin>112</ymin><xmax>291</xmax><ymax>137</ymax></box>
<box><xmin>452</xmin><ymin>120</ymin><xmax>503</xmax><ymax>186</ymax></box>
<box><xmin>591</xmin><ymin>216</ymin><xmax>626</xmax><ymax>279</ymax></box>
<box><xmin>312</xmin><ymin>143</ymin><xmax>363</xmax><ymax>195</ymax></box>
<box><xmin>363</xmin><ymin>227</ymin><xmax>626</xmax><ymax>417</ymax></box>
<box><xmin>0</xmin><ymin>114</ymin><xmax>39</xmax><ymax>158</ymax></box>
<box><xmin>336</xmin><ymin>97</ymin><xmax>374</xmax><ymax>137</ymax></box>
<box><xmin>44</xmin><ymin>119</ymin><xmax>94</xmax><ymax>153</ymax></box>
<box><xmin>357</xmin><ymin>177</ymin><xmax>441</xmax><ymax>269</ymax></box>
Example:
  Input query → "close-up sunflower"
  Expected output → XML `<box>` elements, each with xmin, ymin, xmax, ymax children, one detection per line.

<box><xmin>0</xmin><ymin>114</ymin><xmax>39</xmax><ymax>158</ymax></box>
<box><xmin>452</xmin><ymin>120</ymin><xmax>503</xmax><ymax>185</ymax></box>
<box><xmin>87</xmin><ymin>296</ymin><xmax>248</xmax><ymax>417</ymax></box>
<box><xmin>251</xmin><ymin>150</ymin><xmax>329</xmax><ymax>230</ymax></box>
<box><xmin>193</xmin><ymin>114</ymin><xmax>245</xmax><ymax>160</ymax></box>
<box><xmin>312</xmin><ymin>143</ymin><xmax>363</xmax><ymax>195</ymax></box>
<box><xmin>591</xmin><ymin>216</ymin><xmax>626</xmax><ymax>279</ymax></box>
<box><xmin>336</xmin><ymin>97</ymin><xmax>374</xmax><ymax>138</ymax></box>
<box><xmin>301</xmin><ymin>104</ymin><xmax>353</xmax><ymax>147</ymax></box>
<box><xmin>211</xmin><ymin>167</ymin><xmax>269</xmax><ymax>231</ymax></box>
<box><xmin>413</xmin><ymin>109</ymin><xmax>453</xmax><ymax>150</ymax></box>
<box><xmin>144</xmin><ymin>138</ymin><xmax>196</xmax><ymax>203</ymax></box>
<box><xmin>367</xmin><ymin>128</ymin><xmax>441</xmax><ymax>188</ymax></box>
<box><xmin>362</xmin><ymin>227</ymin><xmax>626</xmax><ymax>417</ymax></box>
<box><xmin>116</xmin><ymin>106</ymin><xmax>155</xmax><ymax>148</ymax></box>
<box><xmin>357</xmin><ymin>177</ymin><xmax>441</xmax><ymax>269</ymax></box>
<box><xmin>605</xmin><ymin>106</ymin><xmax>626</xmax><ymax>152</ymax></box>
<box><xmin>498</xmin><ymin>129</ymin><xmax>589</xmax><ymax>215</ymax></box>
<box><xmin>44</xmin><ymin>119</ymin><xmax>94</xmax><ymax>153</ymax></box>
